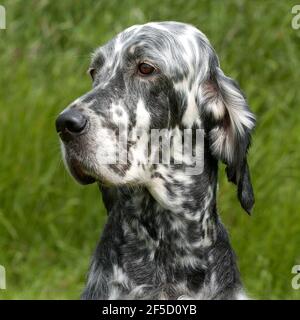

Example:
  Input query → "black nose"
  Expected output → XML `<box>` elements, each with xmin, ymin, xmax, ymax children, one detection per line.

<box><xmin>56</xmin><ymin>109</ymin><xmax>87</xmax><ymax>140</ymax></box>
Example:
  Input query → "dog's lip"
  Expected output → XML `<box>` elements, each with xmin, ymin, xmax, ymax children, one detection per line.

<box><xmin>68</xmin><ymin>158</ymin><xmax>96</xmax><ymax>185</ymax></box>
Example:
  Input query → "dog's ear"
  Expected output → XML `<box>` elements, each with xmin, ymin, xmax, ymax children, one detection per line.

<box><xmin>201</xmin><ymin>67</ymin><xmax>256</xmax><ymax>214</ymax></box>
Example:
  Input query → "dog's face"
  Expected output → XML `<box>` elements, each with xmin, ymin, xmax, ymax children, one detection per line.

<box><xmin>56</xmin><ymin>22</ymin><xmax>255</xmax><ymax>213</ymax></box>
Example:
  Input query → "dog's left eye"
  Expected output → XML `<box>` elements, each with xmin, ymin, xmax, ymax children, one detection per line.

<box><xmin>138</xmin><ymin>63</ymin><xmax>155</xmax><ymax>75</ymax></box>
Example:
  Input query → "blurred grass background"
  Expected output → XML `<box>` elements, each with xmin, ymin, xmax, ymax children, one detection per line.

<box><xmin>0</xmin><ymin>0</ymin><xmax>299</xmax><ymax>299</ymax></box>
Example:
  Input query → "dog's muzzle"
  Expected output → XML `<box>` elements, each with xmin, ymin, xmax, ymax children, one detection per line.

<box><xmin>56</xmin><ymin>109</ymin><xmax>96</xmax><ymax>185</ymax></box>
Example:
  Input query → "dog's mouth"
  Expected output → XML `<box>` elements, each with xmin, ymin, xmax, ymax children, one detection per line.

<box><xmin>67</xmin><ymin>158</ymin><xmax>96</xmax><ymax>185</ymax></box>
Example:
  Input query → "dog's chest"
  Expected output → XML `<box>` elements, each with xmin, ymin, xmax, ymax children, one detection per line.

<box><xmin>106</xmin><ymin>263</ymin><xmax>213</xmax><ymax>300</ymax></box>
<box><xmin>106</xmin><ymin>229</ymin><xmax>214</xmax><ymax>299</ymax></box>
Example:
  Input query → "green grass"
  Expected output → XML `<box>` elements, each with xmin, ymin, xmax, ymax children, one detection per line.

<box><xmin>0</xmin><ymin>0</ymin><xmax>299</xmax><ymax>299</ymax></box>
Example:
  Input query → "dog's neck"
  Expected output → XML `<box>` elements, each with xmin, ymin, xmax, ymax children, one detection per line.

<box><xmin>101</xmin><ymin>162</ymin><xmax>219</xmax><ymax>252</ymax></box>
<box><xmin>105</xmin><ymin>185</ymin><xmax>217</xmax><ymax>250</ymax></box>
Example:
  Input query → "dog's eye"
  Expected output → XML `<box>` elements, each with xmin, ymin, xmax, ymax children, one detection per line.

<box><xmin>88</xmin><ymin>68</ymin><xmax>96</xmax><ymax>80</ymax></box>
<box><xmin>138</xmin><ymin>63</ymin><xmax>155</xmax><ymax>75</ymax></box>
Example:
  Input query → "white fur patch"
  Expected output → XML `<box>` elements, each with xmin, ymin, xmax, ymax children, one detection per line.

<box><xmin>136</xmin><ymin>98</ymin><xmax>150</xmax><ymax>129</ymax></box>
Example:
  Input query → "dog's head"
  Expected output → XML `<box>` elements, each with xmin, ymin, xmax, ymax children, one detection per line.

<box><xmin>56</xmin><ymin>22</ymin><xmax>255</xmax><ymax>213</ymax></box>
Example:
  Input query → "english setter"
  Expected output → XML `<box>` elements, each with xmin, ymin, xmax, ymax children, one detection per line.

<box><xmin>56</xmin><ymin>22</ymin><xmax>255</xmax><ymax>300</ymax></box>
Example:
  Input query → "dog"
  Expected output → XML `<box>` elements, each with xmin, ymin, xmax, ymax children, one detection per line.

<box><xmin>56</xmin><ymin>21</ymin><xmax>255</xmax><ymax>300</ymax></box>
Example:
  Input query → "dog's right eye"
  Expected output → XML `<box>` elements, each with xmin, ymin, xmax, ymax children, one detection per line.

<box><xmin>138</xmin><ymin>63</ymin><xmax>155</xmax><ymax>76</ymax></box>
<box><xmin>88</xmin><ymin>68</ymin><xmax>96</xmax><ymax>81</ymax></box>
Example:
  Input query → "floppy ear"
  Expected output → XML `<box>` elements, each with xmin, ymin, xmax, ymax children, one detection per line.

<box><xmin>201</xmin><ymin>67</ymin><xmax>256</xmax><ymax>214</ymax></box>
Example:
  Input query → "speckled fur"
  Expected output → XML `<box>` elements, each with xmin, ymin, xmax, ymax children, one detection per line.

<box><xmin>57</xmin><ymin>22</ymin><xmax>255</xmax><ymax>300</ymax></box>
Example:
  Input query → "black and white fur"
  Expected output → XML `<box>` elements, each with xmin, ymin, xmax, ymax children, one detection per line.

<box><xmin>56</xmin><ymin>22</ymin><xmax>255</xmax><ymax>300</ymax></box>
